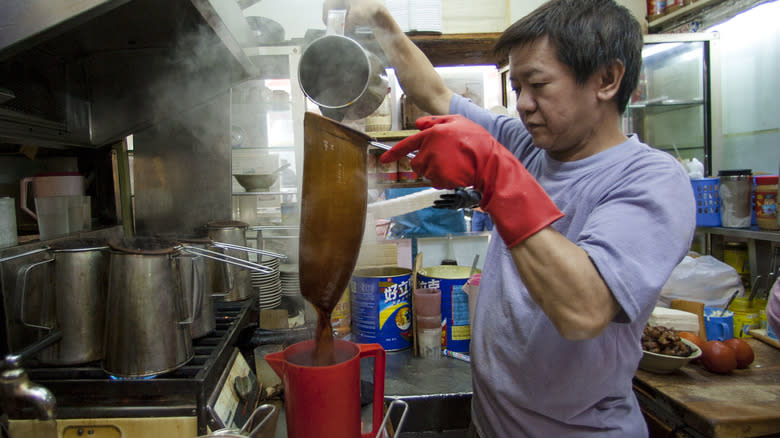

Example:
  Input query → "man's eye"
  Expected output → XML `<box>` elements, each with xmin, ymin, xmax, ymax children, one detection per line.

<box><xmin>531</xmin><ymin>82</ymin><xmax>545</xmax><ymax>88</ymax></box>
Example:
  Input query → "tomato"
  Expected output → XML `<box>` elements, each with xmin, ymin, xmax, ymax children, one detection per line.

<box><xmin>724</xmin><ymin>338</ymin><xmax>755</xmax><ymax>369</ymax></box>
<box><xmin>678</xmin><ymin>331</ymin><xmax>705</xmax><ymax>351</ymax></box>
<box><xmin>700</xmin><ymin>340</ymin><xmax>737</xmax><ymax>374</ymax></box>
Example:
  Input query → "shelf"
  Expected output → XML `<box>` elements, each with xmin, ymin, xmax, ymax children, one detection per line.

<box><xmin>648</xmin><ymin>0</ymin><xmax>728</xmax><ymax>31</ymax></box>
<box><xmin>369</xmin><ymin>130</ymin><xmax>419</xmax><ymax>141</ymax></box>
<box><xmin>408</xmin><ymin>33</ymin><xmax>504</xmax><ymax>67</ymax></box>
<box><xmin>370</xmin><ymin>181</ymin><xmax>431</xmax><ymax>190</ymax></box>
<box><xmin>698</xmin><ymin>226</ymin><xmax>780</xmax><ymax>243</ymax></box>
<box><xmin>627</xmin><ymin>98</ymin><xmax>703</xmax><ymax>115</ymax></box>
<box><xmin>232</xmin><ymin>191</ymin><xmax>295</xmax><ymax>196</ymax></box>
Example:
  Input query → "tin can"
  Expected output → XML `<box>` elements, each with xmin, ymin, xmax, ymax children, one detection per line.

<box><xmin>647</xmin><ymin>0</ymin><xmax>666</xmax><ymax>19</ymax></box>
<box><xmin>350</xmin><ymin>267</ymin><xmax>412</xmax><ymax>351</ymax></box>
<box><xmin>729</xmin><ymin>297</ymin><xmax>760</xmax><ymax>338</ymax></box>
<box><xmin>367</xmin><ymin>151</ymin><xmax>379</xmax><ymax>184</ymax></box>
<box><xmin>718</xmin><ymin>169</ymin><xmax>753</xmax><ymax>228</ymax></box>
<box><xmin>417</xmin><ymin>265</ymin><xmax>481</xmax><ymax>353</ymax></box>
<box><xmin>378</xmin><ymin>159</ymin><xmax>398</xmax><ymax>182</ymax></box>
<box><xmin>331</xmin><ymin>287</ymin><xmax>351</xmax><ymax>340</ymax></box>
<box><xmin>397</xmin><ymin>157</ymin><xmax>418</xmax><ymax>181</ymax></box>
<box><xmin>754</xmin><ymin>175</ymin><xmax>778</xmax><ymax>230</ymax></box>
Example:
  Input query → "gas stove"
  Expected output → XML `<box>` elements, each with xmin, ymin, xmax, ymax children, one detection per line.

<box><xmin>7</xmin><ymin>301</ymin><xmax>256</xmax><ymax>437</ymax></box>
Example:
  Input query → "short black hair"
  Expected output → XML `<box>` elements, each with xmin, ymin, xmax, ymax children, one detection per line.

<box><xmin>494</xmin><ymin>0</ymin><xmax>643</xmax><ymax>114</ymax></box>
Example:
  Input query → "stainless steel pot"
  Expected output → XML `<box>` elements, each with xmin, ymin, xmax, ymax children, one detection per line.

<box><xmin>13</xmin><ymin>239</ymin><xmax>109</xmax><ymax>365</ymax></box>
<box><xmin>206</xmin><ymin>220</ymin><xmax>252</xmax><ymax>302</ymax></box>
<box><xmin>178</xmin><ymin>237</ymin><xmax>232</xmax><ymax>339</ymax></box>
<box><xmin>103</xmin><ymin>237</ymin><xmax>194</xmax><ymax>378</ymax></box>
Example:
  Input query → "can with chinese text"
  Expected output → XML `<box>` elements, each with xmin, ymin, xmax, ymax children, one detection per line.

<box><xmin>350</xmin><ymin>267</ymin><xmax>412</xmax><ymax>351</ymax></box>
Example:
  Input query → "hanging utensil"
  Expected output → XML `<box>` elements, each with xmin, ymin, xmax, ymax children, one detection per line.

<box><xmin>468</xmin><ymin>254</ymin><xmax>480</xmax><ymax>279</ymax></box>
<box><xmin>720</xmin><ymin>289</ymin><xmax>741</xmax><ymax>317</ymax></box>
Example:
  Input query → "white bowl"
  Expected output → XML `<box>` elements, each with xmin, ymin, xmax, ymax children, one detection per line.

<box><xmin>639</xmin><ymin>338</ymin><xmax>702</xmax><ymax>374</ymax></box>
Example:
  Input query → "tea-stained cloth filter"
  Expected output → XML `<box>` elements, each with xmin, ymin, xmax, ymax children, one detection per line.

<box><xmin>299</xmin><ymin>112</ymin><xmax>369</xmax><ymax>313</ymax></box>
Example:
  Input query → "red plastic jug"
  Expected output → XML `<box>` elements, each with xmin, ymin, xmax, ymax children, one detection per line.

<box><xmin>264</xmin><ymin>339</ymin><xmax>385</xmax><ymax>438</ymax></box>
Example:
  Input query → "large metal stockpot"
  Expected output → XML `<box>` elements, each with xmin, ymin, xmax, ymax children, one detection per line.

<box><xmin>103</xmin><ymin>237</ymin><xmax>194</xmax><ymax>378</ymax></box>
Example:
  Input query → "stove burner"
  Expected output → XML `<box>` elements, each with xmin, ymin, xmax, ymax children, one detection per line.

<box><xmin>20</xmin><ymin>301</ymin><xmax>253</xmax><ymax>435</ymax></box>
<box><xmin>108</xmin><ymin>374</ymin><xmax>156</xmax><ymax>381</ymax></box>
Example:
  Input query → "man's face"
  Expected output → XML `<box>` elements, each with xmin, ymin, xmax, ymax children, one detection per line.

<box><xmin>508</xmin><ymin>37</ymin><xmax>604</xmax><ymax>161</ymax></box>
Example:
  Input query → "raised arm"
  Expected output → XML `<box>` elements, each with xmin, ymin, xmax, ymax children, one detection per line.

<box><xmin>323</xmin><ymin>0</ymin><xmax>452</xmax><ymax>115</ymax></box>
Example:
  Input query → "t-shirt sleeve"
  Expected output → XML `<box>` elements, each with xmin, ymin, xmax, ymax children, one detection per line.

<box><xmin>577</xmin><ymin>156</ymin><xmax>696</xmax><ymax>324</ymax></box>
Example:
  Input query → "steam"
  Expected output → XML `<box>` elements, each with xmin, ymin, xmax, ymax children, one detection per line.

<box><xmin>144</xmin><ymin>22</ymin><xmax>239</xmax><ymax>138</ymax></box>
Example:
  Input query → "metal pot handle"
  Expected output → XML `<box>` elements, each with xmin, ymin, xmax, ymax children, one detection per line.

<box><xmin>17</xmin><ymin>258</ymin><xmax>55</xmax><ymax>330</ymax></box>
<box><xmin>376</xmin><ymin>399</ymin><xmax>409</xmax><ymax>438</ymax></box>
<box><xmin>210</xmin><ymin>249</ymin><xmax>234</xmax><ymax>298</ymax></box>
<box><xmin>173</xmin><ymin>254</ymin><xmax>205</xmax><ymax>327</ymax></box>
<box><xmin>240</xmin><ymin>403</ymin><xmax>276</xmax><ymax>438</ymax></box>
<box><xmin>191</xmin><ymin>256</ymin><xmax>204</xmax><ymax>321</ymax></box>
<box><xmin>180</xmin><ymin>245</ymin><xmax>275</xmax><ymax>274</ymax></box>
<box><xmin>211</xmin><ymin>241</ymin><xmax>287</xmax><ymax>262</ymax></box>
<box><xmin>0</xmin><ymin>247</ymin><xmax>49</xmax><ymax>264</ymax></box>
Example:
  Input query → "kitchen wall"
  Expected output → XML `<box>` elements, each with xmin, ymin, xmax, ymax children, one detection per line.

<box><xmin>244</xmin><ymin>0</ymin><xmax>646</xmax><ymax>39</ymax></box>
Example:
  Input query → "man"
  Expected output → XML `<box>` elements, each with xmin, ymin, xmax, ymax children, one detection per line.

<box><xmin>325</xmin><ymin>0</ymin><xmax>696</xmax><ymax>435</ymax></box>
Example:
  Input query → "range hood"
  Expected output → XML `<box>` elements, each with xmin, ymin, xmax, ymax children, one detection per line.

<box><xmin>0</xmin><ymin>0</ymin><xmax>259</xmax><ymax>148</ymax></box>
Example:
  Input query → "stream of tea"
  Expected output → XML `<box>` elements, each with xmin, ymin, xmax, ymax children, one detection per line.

<box><xmin>313</xmin><ymin>307</ymin><xmax>336</xmax><ymax>366</ymax></box>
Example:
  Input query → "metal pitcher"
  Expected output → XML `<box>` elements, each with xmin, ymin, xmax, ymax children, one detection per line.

<box><xmin>11</xmin><ymin>239</ymin><xmax>109</xmax><ymax>365</ymax></box>
<box><xmin>175</xmin><ymin>236</ymin><xmax>230</xmax><ymax>339</ymax></box>
<box><xmin>298</xmin><ymin>10</ymin><xmax>389</xmax><ymax>122</ymax></box>
<box><xmin>103</xmin><ymin>237</ymin><xmax>194</xmax><ymax>378</ymax></box>
<box><xmin>207</xmin><ymin>220</ymin><xmax>253</xmax><ymax>302</ymax></box>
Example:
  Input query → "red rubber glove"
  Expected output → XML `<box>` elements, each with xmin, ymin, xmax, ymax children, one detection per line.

<box><xmin>380</xmin><ymin>115</ymin><xmax>563</xmax><ymax>247</ymax></box>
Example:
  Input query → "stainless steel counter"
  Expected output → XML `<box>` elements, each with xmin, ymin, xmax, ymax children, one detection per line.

<box><xmin>270</xmin><ymin>348</ymin><xmax>473</xmax><ymax>437</ymax></box>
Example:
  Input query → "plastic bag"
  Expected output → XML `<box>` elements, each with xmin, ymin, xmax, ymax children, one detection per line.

<box><xmin>682</xmin><ymin>158</ymin><xmax>705</xmax><ymax>180</ymax></box>
<box><xmin>658</xmin><ymin>255</ymin><xmax>744</xmax><ymax>307</ymax></box>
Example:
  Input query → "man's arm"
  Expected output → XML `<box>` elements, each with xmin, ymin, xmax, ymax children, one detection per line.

<box><xmin>323</xmin><ymin>0</ymin><xmax>452</xmax><ymax>115</ymax></box>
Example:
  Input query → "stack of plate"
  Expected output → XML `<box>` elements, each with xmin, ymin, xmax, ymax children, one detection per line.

<box><xmin>252</xmin><ymin>256</ymin><xmax>281</xmax><ymax>309</ymax></box>
<box><xmin>279</xmin><ymin>263</ymin><xmax>301</xmax><ymax>297</ymax></box>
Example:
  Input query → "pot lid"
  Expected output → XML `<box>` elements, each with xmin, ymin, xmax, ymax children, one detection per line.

<box><xmin>108</xmin><ymin>237</ymin><xmax>180</xmax><ymax>255</ymax></box>
<box><xmin>207</xmin><ymin>220</ymin><xmax>249</xmax><ymax>230</ymax></box>
<box><xmin>49</xmin><ymin>238</ymin><xmax>109</xmax><ymax>252</ymax></box>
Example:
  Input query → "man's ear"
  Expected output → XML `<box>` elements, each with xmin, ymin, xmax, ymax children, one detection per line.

<box><xmin>597</xmin><ymin>60</ymin><xmax>625</xmax><ymax>102</ymax></box>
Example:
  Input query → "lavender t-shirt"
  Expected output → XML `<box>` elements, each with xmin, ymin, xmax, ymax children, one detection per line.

<box><xmin>451</xmin><ymin>95</ymin><xmax>696</xmax><ymax>437</ymax></box>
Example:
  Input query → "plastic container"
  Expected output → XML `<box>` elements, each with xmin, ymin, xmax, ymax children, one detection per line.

<box><xmin>754</xmin><ymin>175</ymin><xmax>778</xmax><ymax>230</ymax></box>
<box><xmin>718</xmin><ymin>169</ymin><xmax>753</xmax><ymax>228</ymax></box>
<box><xmin>417</xmin><ymin>328</ymin><xmax>442</xmax><ymax>359</ymax></box>
<box><xmin>728</xmin><ymin>297</ymin><xmax>760</xmax><ymax>338</ymax></box>
<box><xmin>414</xmin><ymin>288</ymin><xmax>441</xmax><ymax>316</ymax></box>
<box><xmin>691</xmin><ymin>178</ymin><xmax>721</xmax><ymax>226</ymax></box>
